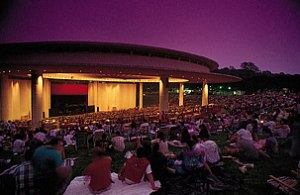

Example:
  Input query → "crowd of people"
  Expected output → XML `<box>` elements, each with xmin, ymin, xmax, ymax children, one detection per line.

<box><xmin>0</xmin><ymin>90</ymin><xmax>299</xmax><ymax>194</ymax></box>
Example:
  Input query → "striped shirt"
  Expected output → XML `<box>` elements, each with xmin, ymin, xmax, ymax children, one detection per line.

<box><xmin>112</xmin><ymin>136</ymin><xmax>125</xmax><ymax>152</ymax></box>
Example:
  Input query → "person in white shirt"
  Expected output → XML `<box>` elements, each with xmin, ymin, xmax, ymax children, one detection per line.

<box><xmin>13</xmin><ymin>134</ymin><xmax>26</xmax><ymax>155</ymax></box>
<box><xmin>93</xmin><ymin>124</ymin><xmax>104</xmax><ymax>135</ymax></box>
<box><xmin>103</xmin><ymin>121</ymin><xmax>111</xmax><ymax>134</ymax></box>
<box><xmin>198</xmin><ymin>126</ymin><xmax>221</xmax><ymax>165</ymax></box>
<box><xmin>140</xmin><ymin>120</ymin><xmax>150</xmax><ymax>135</ymax></box>
<box><xmin>236</xmin><ymin>121</ymin><xmax>253</xmax><ymax>141</ymax></box>
<box><xmin>34</xmin><ymin>130</ymin><xmax>47</xmax><ymax>143</ymax></box>
<box><xmin>274</xmin><ymin>119</ymin><xmax>290</xmax><ymax>139</ymax></box>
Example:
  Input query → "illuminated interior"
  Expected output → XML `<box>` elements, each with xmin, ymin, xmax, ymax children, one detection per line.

<box><xmin>42</xmin><ymin>73</ymin><xmax>189</xmax><ymax>83</ymax></box>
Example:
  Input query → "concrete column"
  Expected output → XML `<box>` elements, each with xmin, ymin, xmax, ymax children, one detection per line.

<box><xmin>201</xmin><ymin>79</ymin><xmax>208</xmax><ymax>107</ymax></box>
<box><xmin>43</xmin><ymin>78</ymin><xmax>51</xmax><ymax>118</ymax></box>
<box><xmin>159</xmin><ymin>76</ymin><xmax>169</xmax><ymax>112</ymax></box>
<box><xmin>88</xmin><ymin>82</ymin><xmax>94</xmax><ymax>106</ymax></box>
<box><xmin>139</xmin><ymin>83</ymin><xmax>143</xmax><ymax>109</ymax></box>
<box><xmin>179</xmin><ymin>83</ymin><xmax>184</xmax><ymax>106</ymax></box>
<box><xmin>93</xmin><ymin>82</ymin><xmax>98</xmax><ymax>112</ymax></box>
<box><xmin>31</xmin><ymin>72</ymin><xmax>43</xmax><ymax>130</ymax></box>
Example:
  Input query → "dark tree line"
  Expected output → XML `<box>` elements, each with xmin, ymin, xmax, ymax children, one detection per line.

<box><xmin>213</xmin><ymin>62</ymin><xmax>300</xmax><ymax>92</ymax></box>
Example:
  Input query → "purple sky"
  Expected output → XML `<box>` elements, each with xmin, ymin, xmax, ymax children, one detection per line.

<box><xmin>1</xmin><ymin>0</ymin><xmax>300</xmax><ymax>74</ymax></box>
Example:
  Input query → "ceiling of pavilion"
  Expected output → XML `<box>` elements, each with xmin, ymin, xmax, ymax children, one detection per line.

<box><xmin>0</xmin><ymin>42</ymin><xmax>241</xmax><ymax>84</ymax></box>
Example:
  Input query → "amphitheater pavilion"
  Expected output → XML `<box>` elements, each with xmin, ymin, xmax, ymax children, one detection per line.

<box><xmin>0</xmin><ymin>42</ymin><xmax>241</xmax><ymax>129</ymax></box>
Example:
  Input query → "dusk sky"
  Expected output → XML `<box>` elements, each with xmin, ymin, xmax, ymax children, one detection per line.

<box><xmin>0</xmin><ymin>0</ymin><xmax>299</xmax><ymax>74</ymax></box>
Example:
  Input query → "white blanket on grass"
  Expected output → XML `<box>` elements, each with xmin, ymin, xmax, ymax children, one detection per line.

<box><xmin>64</xmin><ymin>173</ymin><xmax>160</xmax><ymax>195</ymax></box>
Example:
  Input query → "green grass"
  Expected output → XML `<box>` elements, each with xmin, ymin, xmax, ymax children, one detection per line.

<box><xmin>67</xmin><ymin>133</ymin><xmax>299</xmax><ymax>194</ymax></box>
<box><xmin>212</xmin><ymin>132</ymin><xmax>299</xmax><ymax>194</ymax></box>
<box><xmin>2</xmin><ymin>132</ymin><xmax>298</xmax><ymax>195</ymax></box>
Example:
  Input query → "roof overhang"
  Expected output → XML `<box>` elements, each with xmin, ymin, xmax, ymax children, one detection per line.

<box><xmin>0</xmin><ymin>41</ymin><xmax>241</xmax><ymax>84</ymax></box>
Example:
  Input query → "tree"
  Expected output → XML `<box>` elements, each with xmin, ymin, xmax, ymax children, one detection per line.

<box><xmin>262</xmin><ymin>70</ymin><xmax>272</xmax><ymax>76</ymax></box>
<box><xmin>240</xmin><ymin>62</ymin><xmax>260</xmax><ymax>72</ymax></box>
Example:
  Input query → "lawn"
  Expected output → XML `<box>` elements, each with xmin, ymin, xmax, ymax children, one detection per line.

<box><xmin>2</xmin><ymin>132</ymin><xmax>298</xmax><ymax>194</ymax></box>
<box><xmin>65</xmin><ymin>132</ymin><xmax>299</xmax><ymax>194</ymax></box>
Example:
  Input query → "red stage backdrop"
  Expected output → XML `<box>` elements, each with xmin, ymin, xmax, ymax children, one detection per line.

<box><xmin>51</xmin><ymin>83</ymin><xmax>88</xmax><ymax>95</ymax></box>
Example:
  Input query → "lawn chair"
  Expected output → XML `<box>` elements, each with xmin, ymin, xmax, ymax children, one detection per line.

<box><xmin>267</xmin><ymin>175</ymin><xmax>300</xmax><ymax>194</ymax></box>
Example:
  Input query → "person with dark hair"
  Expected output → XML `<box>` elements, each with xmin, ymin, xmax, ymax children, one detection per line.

<box><xmin>263</xmin><ymin>127</ymin><xmax>278</xmax><ymax>157</ymax></box>
<box><xmin>130</xmin><ymin>120</ymin><xmax>137</xmax><ymax>136</ymax></box>
<box><xmin>181</xmin><ymin>128</ymin><xmax>191</xmax><ymax>144</ymax></box>
<box><xmin>118</xmin><ymin>147</ymin><xmax>159</xmax><ymax>190</ymax></box>
<box><xmin>142</xmin><ymin>140</ymin><xmax>152</xmax><ymax>158</ymax></box>
<box><xmin>32</xmin><ymin>136</ymin><xmax>71</xmax><ymax>195</ymax></box>
<box><xmin>274</xmin><ymin>119</ymin><xmax>291</xmax><ymax>139</ymax></box>
<box><xmin>148</xmin><ymin>143</ymin><xmax>168</xmax><ymax>182</ymax></box>
<box><xmin>13</xmin><ymin>139</ymin><xmax>43</xmax><ymax>195</ymax></box>
<box><xmin>84</xmin><ymin>147</ymin><xmax>112</xmax><ymax>193</ymax></box>
<box><xmin>112</xmin><ymin>131</ymin><xmax>125</xmax><ymax>152</ymax></box>
<box><xmin>180</xmin><ymin>140</ymin><xmax>212</xmax><ymax>175</ymax></box>
<box><xmin>251</xmin><ymin>119</ymin><xmax>259</xmax><ymax>140</ymax></box>
<box><xmin>96</xmin><ymin>133</ymin><xmax>112</xmax><ymax>152</ymax></box>
<box><xmin>197</xmin><ymin>127</ymin><xmax>221</xmax><ymax>165</ymax></box>
<box><xmin>151</xmin><ymin>131</ymin><xmax>170</xmax><ymax>156</ymax></box>
<box><xmin>12</xmin><ymin>133</ymin><xmax>26</xmax><ymax>155</ymax></box>
<box><xmin>236</xmin><ymin>121</ymin><xmax>253</xmax><ymax>141</ymax></box>
<box><xmin>168</xmin><ymin>127</ymin><xmax>191</xmax><ymax>148</ymax></box>
<box><xmin>224</xmin><ymin>134</ymin><xmax>259</xmax><ymax>160</ymax></box>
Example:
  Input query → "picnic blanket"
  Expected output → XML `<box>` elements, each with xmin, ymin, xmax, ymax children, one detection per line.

<box><xmin>64</xmin><ymin>173</ymin><xmax>161</xmax><ymax>195</ymax></box>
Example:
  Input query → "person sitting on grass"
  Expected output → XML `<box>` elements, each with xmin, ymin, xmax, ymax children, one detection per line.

<box><xmin>112</xmin><ymin>131</ymin><xmax>125</xmax><ymax>152</ymax></box>
<box><xmin>182</xmin><ymin>140</ymin><xmax>212</xmax><ymax>175</ymax></box>
<box><xmin>273</xmin><ymin>119</ymin><xmax>291</xmax><ymax>146</ymax></box>
<box><xmin>148</xmin><ymin>143</ymin><xmax>169</xmax><ymax>183</ymax></box>
<box><xmin>169</xmin><ymin>128</ymin><xmax>190</xmax><ymax>148</ymax></box>
<box><xmin>96</xmin><ymin>133</ymin><xmax>112</xmax><ymax>152</ymax></box>
<box><xmin>151</xmin><ymin>131</ymin><xmax>172</xmax><ymax>157</ymax></box>
<box><xmin>32</xmin><ymin>136</ymin><xmax>71</xmax><ymax>195</ymax></box>
<box><xmin>118</xmin><ymin>147</ymin><xmax>159</xmax><ymax>190</ymax></box>
<box><xmin>197</xmin><ymin>126</ymin><xmax>221</xmax><ymax>166</ymax></box>
<box><xmin>224</xmin><ymin>133</ymin><xmax>259</xmax><ymax>160</ymax></box>
<box><xmin>236</xmin><ymin>121</ymin><xmax>253</xmax><ymax>141</ymax></box>
<box><xmin>262</xmin><ymin>127</ymin><xmax>278</xmax><ymax>157</ymax></box>
<box><xmin>84</xmin><ymin>147</ymin><xmax>112</xmax><ymax>194</ymax></box>
<box><xmin>13</xmin><ymin>139</ymin><xmax>43</xmax><ymax>195</ymax></box>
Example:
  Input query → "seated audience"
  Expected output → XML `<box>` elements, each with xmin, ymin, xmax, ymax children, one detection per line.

<box><xmin>33</xmin><ymin>129</ymin><xmax>47</xmax><ymax>143</ymax></box>
<box><xmin>112</xmin><ymin>131</ymin><xmax>125</xmax><ymax>152</ymax></box>
<box><xmin>118</xmin><ymin>147</ymin><xmax>159</xmax><ymax>190</ymax></box>
<box><xmin>263</xmin><ymin>127</ymin><xmax>278</xmax><ymax>157</ymax></box>
<box><xmin>169</xmin><ymin>128</ymin><xmax>190</xmax><ymax>148</ymax></box>
<box><xmin>96</xmin><ymin>133</ymin><xmax>112</xmax><ymax>152</ymax></box>
<box><xmin>64</xmin><ymin>130</ymin><xmax>76</xmax><ymax>146</ymax></box>
<box><xmin>12</xmin><ymin>134</ymin><xmax>26</xmax><ymax>155</ymax></box>
<box><xmin>236</xmin><ymin>121</ymin><xmax>253</xmax><ymax>141</ymax></box>
<box><xmin>224</xmin><ymin>134</ymin><xmax>259</xmax><ymax>160</ymax></box>
<box><xmin>274</xmin><ymin>119</ymin><xmax>291</xmax><ymax>145</ymax></box>
<box><xmin>198</xmin><ymin>126</ymin><xmax>221</xmax><ymax>166</ymax></box>
<box><xmin>147</xmin><ymin>143</ymin><xmax>168</xmax><ymax>182</ymax></box>
<box><xmin>32</xmin><ymin>136</ymin><xmax>71</xmax><ymax>195</ymax></box>
<box><xmin>13</xmin><ymin>139</ymin><xmax>43</xmax><ymax>195</ymax></box>
<box><xmin>181</xmin><ymin>141</ymin><xmax>212</xmax><ymax>175</ymax></box>
<box><xmin>84</xmin><ymin>147</ymin><xmax>112</xmax><ymax>194</ymax></box>
<box><xmin>93</xmin><ymin>124</ymin><xmax>104</xmax><ymax>135</ymax></box>
<box><xmin>151</xmin><ymin>131</ymin><xmax>170</xmax><ymax>156</ymax></box>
